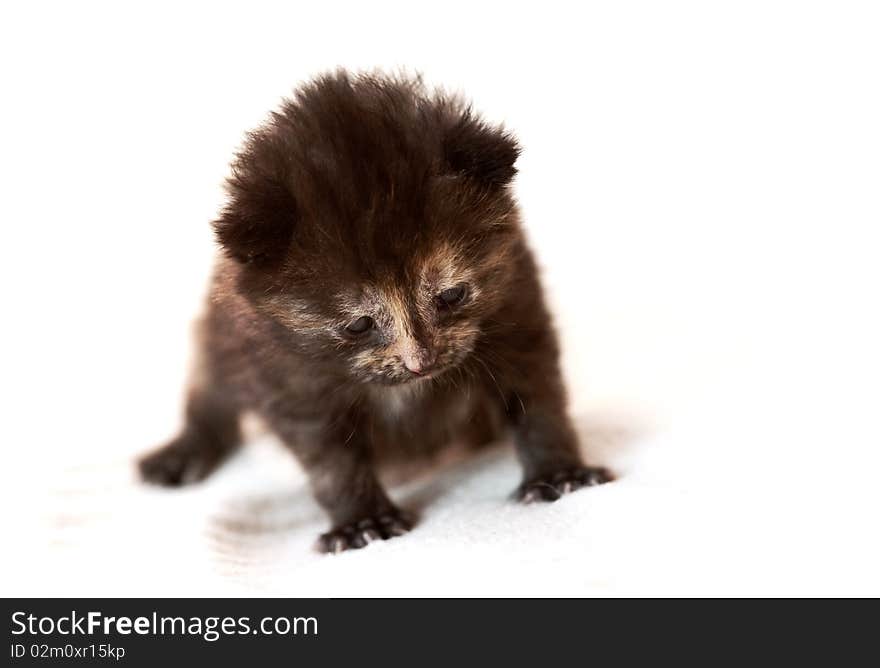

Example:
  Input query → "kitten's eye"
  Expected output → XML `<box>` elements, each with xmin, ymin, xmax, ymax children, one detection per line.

<box><xmin>435</xmin><ymin>285</ymin><xmax>468</xmax><ymax>309</ymax></box>
<box><xmin>345</xmin><ymin>316</ymin><xmax>374</xmax><ymax>335</ymax></box>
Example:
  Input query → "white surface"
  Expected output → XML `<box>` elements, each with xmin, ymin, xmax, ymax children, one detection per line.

<box><xmin>2</xmin><ymin>1</ymin><xmax>879</xmax><ymax>597</ymax></box>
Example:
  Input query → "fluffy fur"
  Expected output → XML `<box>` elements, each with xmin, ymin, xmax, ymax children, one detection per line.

<box><xmin>139</xmin><ymin>70</ymin><xmax>611</xmax><ymax>552</ymax></box>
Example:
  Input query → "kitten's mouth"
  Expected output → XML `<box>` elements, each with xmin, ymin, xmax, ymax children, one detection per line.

<box><xmin>381</xmin><ymin>365</ymin><xmax>448</xmax><ymax>386</ymax></box>
<box><xmin>402</xmin><ymin>368</ymin><xmax>442</xmax><ymax>383</ymax></box>
<box><xmin>364</xmin><ymin>361</ymin><xmax>455</xmax><ymax>386</ymax></box>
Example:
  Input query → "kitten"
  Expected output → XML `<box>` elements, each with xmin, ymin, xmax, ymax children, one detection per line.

<box><xmin>139</xmin><ymin>70</ymin><xmax>612</xmax><ymax>552</ymax></box>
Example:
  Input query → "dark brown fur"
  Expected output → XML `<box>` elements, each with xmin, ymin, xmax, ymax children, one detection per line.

<box><xmin>139</xmin><ymin>70</ymin><xmax>611</xmax><ymax>552</ymax></box>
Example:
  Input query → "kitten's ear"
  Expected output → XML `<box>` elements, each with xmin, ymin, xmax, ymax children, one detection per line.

<box><xmin>212</xmin><ymin>165</ymin><xmax>297</xmax><ymax>265</ymax></box>
<box><xmin>443</xmin><ymin>112</ymin><xmax>521</xmax><ymax>186</ymax></box>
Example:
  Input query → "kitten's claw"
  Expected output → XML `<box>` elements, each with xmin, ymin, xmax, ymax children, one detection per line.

<box><xmin>361</xmin><ymin>528</ymin><xmax>381</xmax><ymax>544</ymax></box>
<box><xmin>378</xmin><ymin>514</ymin><xmax>412</xmax><ymax>537</ymax></box>
<box><xmin>317</xmin><ymin>510</ymin><xmax>414</xmax><ymax>553</ymax></box>
<box><xmin>515</xmin><ymin>466</ymin><xmax>613</xmax><ymax>503</ymax></box>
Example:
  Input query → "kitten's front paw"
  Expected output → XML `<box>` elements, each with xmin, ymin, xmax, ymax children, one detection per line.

<box><xmin>317</xmin><ymin>510</ymin><xmax>414</xmax><ymax>554</ymax></box>
<box><xmin>515</xmin><ymin>466</ymin><xmax>613</xmax><ymax>503</ymax></box>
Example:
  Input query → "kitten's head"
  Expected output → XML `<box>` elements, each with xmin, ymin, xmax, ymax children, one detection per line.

<box><xmin>214</xmin><ymin>71</ymin><xmax>522</xmax><ymax>385</ymax></box>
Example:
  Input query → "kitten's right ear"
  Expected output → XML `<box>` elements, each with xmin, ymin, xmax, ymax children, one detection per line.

<box><xmin>212</xmin><ymin>168</ymin><xmax>297</xmax><ymax>266</ymax></box>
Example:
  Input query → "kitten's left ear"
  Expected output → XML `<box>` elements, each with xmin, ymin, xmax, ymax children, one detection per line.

<box><xmin>443</xmin><ymin>112</ymin><xmax>521</xmax><ymax>186</ymax></box>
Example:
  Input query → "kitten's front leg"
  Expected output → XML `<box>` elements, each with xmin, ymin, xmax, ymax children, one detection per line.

<box><xmin>509</xmin><ymin>405</ymin><xmax>613</xmax><ymax>502</ymax></box>
<box><xmin>262</xmin><ymin>406</ymin><xmax>413</xmax><ymax>553</ymax></box>
<box><xmin>503</xmin><ymin>356</ymin><xmax>613</xmax><ymax>503</ymax></box>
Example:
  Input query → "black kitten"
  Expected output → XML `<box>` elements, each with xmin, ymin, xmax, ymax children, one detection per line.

<box><xmin>139</xmin><ymin>70</ymin><xmax>612</xmax><ymax>552</ymax></box>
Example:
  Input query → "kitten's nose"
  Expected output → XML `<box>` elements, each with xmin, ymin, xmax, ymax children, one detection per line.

<box><xmin>402</xmin><ymin>348</ymin><xmax>436</xmax><ymax>375</ymax></box>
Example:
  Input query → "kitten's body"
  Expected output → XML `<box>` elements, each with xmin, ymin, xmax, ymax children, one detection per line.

<box><xmin>140</xmin><ymin>71</ymin><xmax>611</xmax><ymax>552</ymax></box>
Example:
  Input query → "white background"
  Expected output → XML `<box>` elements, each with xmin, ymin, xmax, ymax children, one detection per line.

<box><xmin>2</xmin><ymin>1</ymin><xmax>878</xmax><ymax>596</ymax></box>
